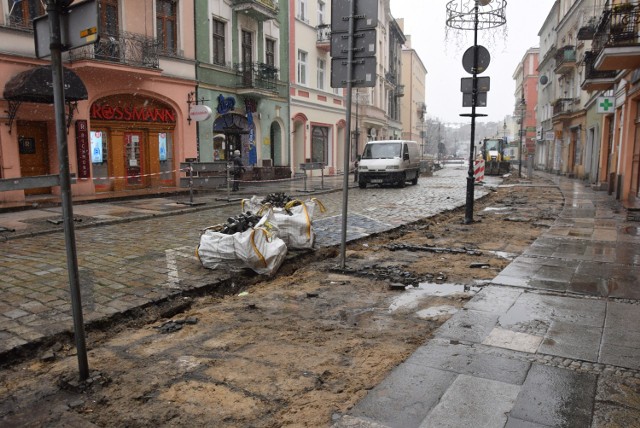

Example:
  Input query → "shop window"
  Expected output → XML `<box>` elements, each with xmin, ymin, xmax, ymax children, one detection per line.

<box><xmin>8</xmin><ymin>0</ymin><xmax>44</xmax><ymax>30</ymax></box>
<box><xmin>90</xmin><ymin>130</ymin><xmax>110</xmax><ymax>188</ymax></box>
<box><xmin>157</xmin><ymin>0</ymin><xmax>177</xmax><ymax>55</ymax></box>
<box><xmin>159</xmin><ymin>132</ymin><xmax>174</xmax><ymax>184</ymax></box>
<box><xmin>311</xmin><ymin>126</ymin><xmax>328</xmax><ymax>164</ymax></box>
<box><xmin>212</xmin><ymin>18</ymin><xmax>225</xmax><ymax>66</ymax></box>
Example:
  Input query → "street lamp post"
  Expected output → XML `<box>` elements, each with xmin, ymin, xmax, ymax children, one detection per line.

<box><xmin>518</xmin><ymin>96</ymin><xmax>525</xmax><ymax>178</ymax></box>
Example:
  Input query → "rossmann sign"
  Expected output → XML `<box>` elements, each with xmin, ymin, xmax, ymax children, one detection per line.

<box><xmin>90</xmin><ymin>103</ymin><xmax>176</xmax><ymax>123</ymax></box>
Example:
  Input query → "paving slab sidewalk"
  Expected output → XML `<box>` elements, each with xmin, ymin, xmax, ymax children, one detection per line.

<box><xmin>336</xmin><ymin>173</ymin><xmax>640</xmax><ymax>428</ymax></box>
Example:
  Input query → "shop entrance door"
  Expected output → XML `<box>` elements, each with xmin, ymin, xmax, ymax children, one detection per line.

<box><xmin>17</xmin><ymin>121</ymin><xmax>50</xmax><ymax>195</ymax></box>
<box><xmin>124</xmin><ymin>131</ymin><xmax>146</xmax><ymax>188</ymax></box>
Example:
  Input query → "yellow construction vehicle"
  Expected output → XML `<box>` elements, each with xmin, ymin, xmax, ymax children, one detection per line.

<box><xmin>481</xmin><ymin>138</ymin><xmax>511</xmax><ymax>175</ymax></box>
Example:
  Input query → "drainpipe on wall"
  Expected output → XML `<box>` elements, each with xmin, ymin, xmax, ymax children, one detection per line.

<box><xmin>193</xmin><ymin>4</ymin><xmax>200</xmax><ymax>161</ymax></box>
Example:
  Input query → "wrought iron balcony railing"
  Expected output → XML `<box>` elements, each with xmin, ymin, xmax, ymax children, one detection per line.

<box><xmin>552</xmin><ymin>98</ymin><xmax>579</xmax><ymax>116</ymax></box>
<box><xmin>592</xmin><ymin>1</ymin><xmax>640</xmax><ymax>52</ymax></box>
<box><xmin>233</xmin><ymin>62</ymin><xmax>279</xmax><ymax>91</ymax></box>
<box><xmin>555</xmin><ymin>45</ymin><xmax>577</xmax><ymax>66</ymax></box>
<box><xmin>317</xmin><ymin>24</ymin><xmax>331</xmax><ymax>43</ymax></box>
<box><xmin>583</xmin><ymin>50</ymin><xmax>617</xmax><ymax>80</ymax></box>
<box><xmin>68</xmin><ymin>31</ymin><xmax>160</xmax><ymax>69</ymax></box>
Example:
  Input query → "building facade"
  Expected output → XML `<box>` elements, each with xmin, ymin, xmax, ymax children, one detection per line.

<box><xmin>289</xmin><ymin>0</ymin><xmax>347</xmax><ymax>175</ymax></box>
<box><xmin>0</xmin><ymin>0</ymin><xmax>197</xmax><ymax>203</ymax></box>
<box><xmin>194</xmin><ymin>0</ymin><xmax>290</xmax><ymax>178</ymax></box>
<box><xmin>513</xmin><ymin>48</ymin><xmax>539</xmax><ymax>170</ymax></box>
<box><xmin>587</xmin><ymin>0</ymin><xmax>640</xmax><ymax>203</ymax></box>
<box><xmin>537</xmin><ymin>1</ymin><xmax>560</xmax><ymax>172</ymax></box>
<box><xmin>350</xmin><ymin>0</ymin><xmax>405</xmax><ymax>154</ymax></box>
<box><xmin>398</xmin><ymin>28</ymin><xmax>427</xmax><ymax>150</ymax></box>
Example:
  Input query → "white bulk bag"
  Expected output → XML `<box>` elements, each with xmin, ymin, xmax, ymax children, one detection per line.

<box><xmin>197</xmin><ymin>210</ymin><xmax>286</xmax><ymax>275</ymax></box>
<box><xmin>272</xmin><ymin>198</ymin><xmax>326</xmax><ymax>249</ymax></box>
<box><xmin>241</xmin><ymin>196</ymin><xmax>268</xmax><ymax>216</ymax></box>
<box><xmin>233</xmin><ymin>227</ymin><xmax>287</xmax><ymax>275</ymax></box>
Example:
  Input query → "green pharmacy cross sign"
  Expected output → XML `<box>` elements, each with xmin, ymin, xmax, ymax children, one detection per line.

<box><xmin>597</xmin><ymin>97</ymin><xmax>614</xmax><ymax>113</ymax></box>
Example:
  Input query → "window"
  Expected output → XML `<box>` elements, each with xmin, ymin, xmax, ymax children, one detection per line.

<box><xmin>298</xmin><ymin>50</ymin><xmax>307</xmax><ymax>85</ymax></box>
<box><xmin>317</xmin><ymin>58</ymin><xmax>325</xmax><ymax>90</ymax></box>
<box><xmin>100</xmin><ymin>0</ymin><xmax>119</xmax><ymax>37</ymax></box>
<box><xmin>156</xmin><ymin>0</ymin><xmax>177</xmax><ymax>55</ymax></box>
<box><xmin>212</xmin><ymin>18</ymin><xmax>225</xmax><ymax>65</ymax></box>
<box><xmin>266</xmin><ymin>38</ymin><xmax>276</xmax><ymax>67</ymax></box>
<box><xmin>297</xmin><ymin>0</ymin><xmax>307</xmax><ymax>21</ymax></box>
<box><xmin>311</xmin><ymin>126</ymin><xmax>328</xmax><ymax>164</ymax></box>
<box><xmin>95</xmin><ymin>0</ymin><xmax>120</xmax><ymax>61</ymax></box>
<box><xmin>317</xmin><ymin>1</ymin><xmax>325</xmax><ymax>25</ymax></box>
<box><xmin>242</xmin><ymin>30</ymin><xmax>253</xmax><ymax>65</ymax></box>
<box><xmin>8</xmin><ymin>0</ymin><xmax>44</xmax><ymax>29</ymax></box>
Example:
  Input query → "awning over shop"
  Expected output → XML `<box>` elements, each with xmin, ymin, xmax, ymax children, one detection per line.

<box><xmin>3</xmin><ymin>65</ymin><xmax>88</xmax><ymax>103</ymax></box>
<box><xmin>3</xmin><ymin>65</ymin><xmax>88</xmax><ymax>133</ymax></box>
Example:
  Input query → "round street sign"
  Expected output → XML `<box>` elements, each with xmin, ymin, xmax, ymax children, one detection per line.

<box><xmin>462</xmin><ymin>45</ymin><xmax>491</xmax><ymax>75</ymax></box>
<box><xmin>189</xmin><ymin>105</ymin><xmax>212</xmax><ymax>122</ymax></box>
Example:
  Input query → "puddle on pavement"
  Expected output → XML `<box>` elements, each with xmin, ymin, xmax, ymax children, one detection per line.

<box><xmin>416</xmin><ymin>305</ymin><xmax>459</xmax><ymax>319</ymax></box>
<box><xmin>488</xmin><ymin>251</ymin><xmax>517</xmax><ymax>260</ymax></box>
<box><xmin>389</xmin><ymin>283</ymin><xmax>480</xmax><ymax>312</ymax></box>
<box><xmin>482</xmin><ymin>207</ymin><xmax>512</xmax><ymax>212</ymax></box>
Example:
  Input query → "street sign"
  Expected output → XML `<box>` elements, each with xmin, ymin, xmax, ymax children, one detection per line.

<box><xmin>462</xmin><ymin>45</ymin><xmax>490</xmax><ymax>75</ymax></box>
<box><xmin>189</xmin><ymin>105</ymin><xmax>213</xmax><ymax>122</ymax></box>
<box><xmin>331</xmin><ymin>57</ymin><xmax>377</xmax><ymax>87</ymax></box>
<box><xmin>331</xmin><ymin>0</ymin><xmax>378</xmax><ymax>33</ymax></box>
<box><xmin>331</xmin><ymin>30</ymin><xmax>376</xmax><ymax>58</ymax></box>
<box><xmin>34</xmin><ymin>0</ymin><xmax>99</xmax><ymax>58</ymax></box>
<box><xmin>463</xmin><ymin>92</ymin><xmax>487</xmax><ymax>107</ymax></box>
<box><xmin>460</xmin><ymin>76</ymin><xmax>490</xmax><ymax>93</ymax></box>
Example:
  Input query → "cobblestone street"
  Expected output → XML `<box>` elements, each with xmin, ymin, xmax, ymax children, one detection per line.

<box><xmin>0</xmin><ymin>166</ymin><xmax>488</xmax><ymax>357</ymax></box>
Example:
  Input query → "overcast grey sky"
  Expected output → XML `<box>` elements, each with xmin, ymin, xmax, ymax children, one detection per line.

<box><xmin>390</xmin><ymin>0</ymin><xmax>556</xmax><ymax>125</ymax></box>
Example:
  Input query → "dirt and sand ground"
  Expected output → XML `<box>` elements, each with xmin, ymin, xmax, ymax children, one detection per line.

<box><xmin>0</xmin><ymin>175</ymin><xmax>564</xmax><ymax>427</ymax></box>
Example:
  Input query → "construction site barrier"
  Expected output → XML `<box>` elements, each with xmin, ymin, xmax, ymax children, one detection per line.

<box><xmin>474</xmin><ymin>159</ymin><xmax>485</xmax><ymax>183</ymax></box>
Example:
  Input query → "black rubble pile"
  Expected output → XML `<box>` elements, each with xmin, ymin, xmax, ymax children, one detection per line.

<box><xmin>219</xmin><ymin>212</ymin><xmax>263</xmax><ymax>235</ymax></box>
<box><xmin>331</xmin><ymin>265</ymin><xmax>446</xmax><ymax>286</ymax></box>
<box><xmin>261</xmin><ymin>192</ymin><xmax>300</xmax><ymax>209</ymax></box>
<box><xmin>385</xmin><ymin>243</ymin><xmax>482</xmax><ymax>256</ymax></box>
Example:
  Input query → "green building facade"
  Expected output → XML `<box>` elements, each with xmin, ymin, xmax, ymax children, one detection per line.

<box><xmin>194</xmin><ymin>0</ymin><xmax>290</xmax><ymax>172</ymax></box>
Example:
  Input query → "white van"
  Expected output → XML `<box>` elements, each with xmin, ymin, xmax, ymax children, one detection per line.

<box><xmin>358</xmin><ymin>140</ymin><xmax>421</xmax><ymax>188</ymax></box>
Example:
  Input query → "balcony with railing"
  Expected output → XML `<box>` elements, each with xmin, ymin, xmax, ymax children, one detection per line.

<box><xmin>67</xmin><ymin>32</ymin><xmax>160</xmax><ymax>69</ymax></box>
<box><xmin>592</xmin><ymin>1</ymin><xmax>640</xmax><ymax>71</ymax></box>
<box><xmin>577</xmin><ymin>17</ymin><xmax>598</xmax><ymax>41</ymax></box>
<box><xmin>554</xmin><ymin>45</ymin><xmax>577</xmax><ymax>75</ymax></box>
<box><xmin>552</xmin><ymin>98</ymin><xmax>579</xmax><ymax>120</ymax></box>
<box><xmin>385</xmin><ymin>71</ymin><xmax>398</xmax><ymax>85</ymax></box>
<box><xmin>230</xmin><ymin>0</ymin><xmax>279</xmax><ymax>21</ymax></box>
<box><xmin>581</xmin><ymin>50</ymin><xmax>617</xmax><ymax>91</ymax></box>
<box><xmin>316</xmin><ymin>24</ymin><xmax>330</xmax><ymax>52</ymax></box>
<box><xmin>233</xmin><ymin>62</ymin><xmax>279</xmax><ymax>96</ymax></box>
